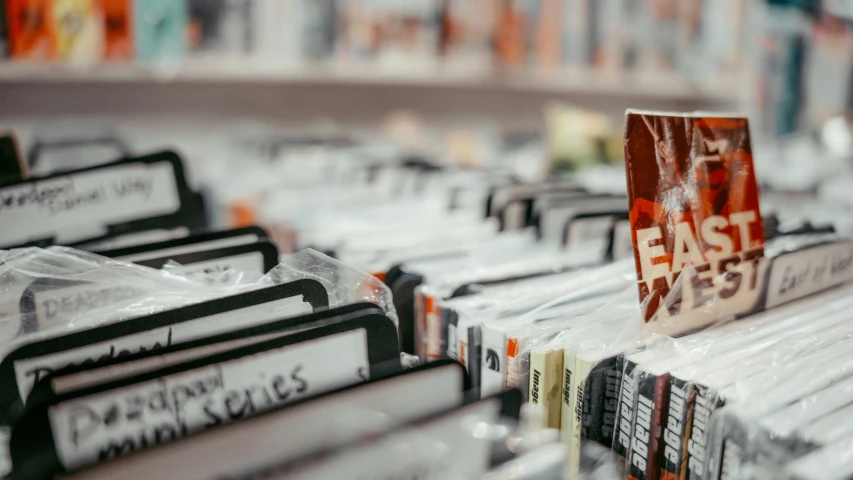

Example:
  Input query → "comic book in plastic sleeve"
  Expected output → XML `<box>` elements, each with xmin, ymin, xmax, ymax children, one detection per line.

<box><xmin>623</xmin><ymin>111</ymin><xmax>765</xmax><ymax>328</ymax></box>
<box><xmin>703</xmin><ymin>336</ymin><xmax>853</xmax><ymax>480</ymax></box>
<box><xmin>678</xmin><ymin>287</ymin><xmax>853</xmax><ymax>480</ymax></box>
<box><xmin>7</xmin><ymin>0</ymin><xmax>56</xmax><ymax>60</ymax></box>
<box><xmin>53</xmin><ymin>0</ymin><xmax>101</xmax><ymax>62</ymax></box>
<box><xmin>581</xmin><ymin>342</ymin><xmax>645</xmax><ymax>453</ymax></box>
<box><xmin>101</xmin><ymin>0</ymin><xmax>133</xmax><ymax>60</ymax></box>
<box><xmin>529</xmin><ymin>344</ymin><xmax>563</xmax><ymax>429</ymax></box>
<box><xmin>613</xmin><ymin>348</ymin><xmax>656</xmax><ymax>474</ymax></box>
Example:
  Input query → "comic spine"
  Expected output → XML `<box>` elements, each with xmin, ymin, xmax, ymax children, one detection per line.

<box><xmin>441</xmin><ymin>307</ymin><xmax>458</xmax><ymax>359</ymax></box>
<box><xmin>468</xmin><ymin>325</ymin><xmax>482</xmax><ymax>395</ymax></box>
<box><xmin>529</xmin><ymin>349</ymin><xmax>547</xmax><ymax>428</ymax></box>
<box><xmin>581</xmin><ymin>355</ymin><xmax>622</xmax><ymax>451</ymax></box>
<box><xmin>614</xmin><ymin>355</ymin><xmax>638</xmax><ymax>475</ymax></box>
<box><xmin>455</xmin><ymin>318</ymin><xmax>470</xmax><ymax>365</ymax></box>
<box><xmin>628</xmin><ymin>366</ymin><xmax>669</xmax><ymax>480</ymax></box>
<box><xmin>685</xmin><ymin>383</ymin><xmax>726</xmax><ymax>480</ymax></box>
<box><xmin>516</xmin><ymin>350</ymin><xmax>533</xmax><ymax>402</ymax></box>
<box><xmin>425</xmin><ymin>293</ymin><xmax>442</xmax><ymax>361</ymax></box>
<box><xmin>567</xmin><ymin>355</ymin><xmax>596</xmax><ymax>474</ymax></box>
<box><xmin>659</xmin><ymin>375</ymin><xmax>693</xmax><ymax>480</ymax></box>
<box><xmin>480</xmin><ymin>325</ymin><xmax>506</xmax><ymax>397</ymax></box>
<box><xmin>505</xmin><ymin>334</ymin><xmax>521</xmax><ymax>391</ymax></box>
<box><xmin>529</xmin><ymin>348</ymin><xmax>564</xmax><ymax>430</ymax></box>
<box><xmin>413</xmin><ymin>289</ymin><xmax>427</xmax><ymax>360</ymax></box>
<box><xmin>712</xmin><ymin>418</ymin><xmax>749</xmax><ymax>480</ymax></box>
<box><xmin>560</xmin><ymin>347</ymin><xmax>578</xmax><ymax>445</ymax></box>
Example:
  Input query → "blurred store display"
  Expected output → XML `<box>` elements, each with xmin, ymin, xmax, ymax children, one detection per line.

<box><xmin>1</xmin><ymin>0</ymin><xmax>851</xmax><ymax>143</ymax></box>
<box><xmin>0</xmin><ymin>0</ymin><xmax>744</xmax><ymax>89</ymax></box>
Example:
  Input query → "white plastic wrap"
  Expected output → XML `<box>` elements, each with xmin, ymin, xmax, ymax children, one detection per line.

<box><xmin>641</xmin><ymin>233</ymin><xmax>853</xmax><ymax>338</ymax></box>
<box><xmin>265</xmin><ymin>248</ymin><xmax>398</xmax><ymax>327</ymax></box>
<box><xmin>702</xmin><ymin>327</ymin><xmax>853</xmax><ymax>480</ymax></box>
<box><xmin>507</xmin><ymin>276</ymin><xmax>640</xmax><ymax>397</ymax></box>
<box><xmin>607</xmin><ymin>282</ymin><xmax>853</xmax><ymax>480</ymax></box>
<box><xmin>0</xmin><ymin>246</ymin><xmax>241</xmax><ymax>347</ymax></box>
<box><xmin>426</xmin><ymin>260</ymin><xmax>634</xmax><ymax>363</ymax></box>
<box><xmin>516</xmin><ymin>285</ymin><xmax>643</xmax><ymax>399</ymax></box>
<box><xmin>0</xmin><ymin>247</ymin><xmax>398</xmax><ymax>360</ymax></box>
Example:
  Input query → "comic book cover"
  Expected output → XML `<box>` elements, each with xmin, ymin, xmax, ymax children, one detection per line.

<box><xmin>494</xmin><ymin>0</ymin><xmax>527</xmax><ymax>67</ymax></box>
<box><xmin>133</xmin><ymin>0</ymin><xmax>187</xmax><ymax>61</ymax></box>
<box><xmin>53</xmin><ymin>0</ymin><xmax>101</xmax><ymax>61</ymax></box>
<box><xmin>624</xmin><ymin>111</ymin><xmax>765</xmax><ymax>328</ymax></box>
<box><xmin>7</xmin><ymin>0</ymin><xmax>56</xmax><ymax>60</ymax></box>
<box><xmin>100</xmin><ymin>0</ymin><xmax>132</xmax><ymax>60</ymax></box>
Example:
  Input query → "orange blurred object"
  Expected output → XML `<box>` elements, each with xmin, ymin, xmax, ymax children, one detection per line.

<box><xmin>7</xmin><ymin>0</ymin><xmax>56</xmax><ymax>60</ymax></box>
<box><xmin>229</xmin><ymin>199</ymin><xmax>257</xmax><ymax>228</ymax></box>
<box><xmin>100</xmin><ymin>0</ymin><xmax>132</xmax><ymax>60</ymax></box>
<box><xmin>370</xmin><ymin>271</ymin><xmax>387</xmax><ymax>284</ymax></box>
<box><xmin>494</xmin><ymin>0</ymin><xmax>525</xmax><ymax>66</ymax></box>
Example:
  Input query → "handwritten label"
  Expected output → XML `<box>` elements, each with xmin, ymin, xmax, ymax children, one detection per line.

<box><xmin>0</xmin><ymin>162</ymin><xmax>181</xmax><ymax>246</ymax></box>
<box><xmin>49</xmin><ymin>328</ymin><xmax>370</xmax><ymax>470</ymax></box>
<box><xmin>765</xmin><ymin>240</ymin><xmax>853</xmax><ymax>308</ymax></box>
<box><xmin>60</xmin><ymin>363</ymin><xmax>466</xmax><ymax>480</ymax></box>
<box><xmin>52</xmin><ymin>330</ymin><xmax>295</xmax><ymax>395</ymax></box>
<box><xmin>14</xmin><ymin>296</ymin><xmax>310</xmax><ymax>401</ymax></box>
<box><xmin>33</xmin><ymin>285</ymin><xmax>142</xmax><ymax>330</ymax></box>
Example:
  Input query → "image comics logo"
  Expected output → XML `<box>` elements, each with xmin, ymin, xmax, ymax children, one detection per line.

<box><xmin>486</xmin><ymin>348</ymin><xmax>500</xmax><ymax>372</ymax></box>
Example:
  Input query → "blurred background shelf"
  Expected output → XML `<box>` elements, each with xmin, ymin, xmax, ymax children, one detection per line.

<box><xmin>0</xmin><ymin>62</ymin><xmax>743</xmax><ymax>129</ymax></box>
<box><xmin>0</xmin><ymin>61</ymin><xmax>739</xmax><ymax>103</ymax></box>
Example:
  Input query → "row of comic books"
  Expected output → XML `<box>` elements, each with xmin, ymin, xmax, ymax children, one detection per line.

<box><xmin>0</xmin><ymin>137</ymin><xmax>615</xmax><ymax>479</ymax></box>
<box><xmin>387</xmin><ymin>111</ymin><xmax>853</xmax><ymax>480</ymax></box>
<box><xmin>0</xmin><ymin>0</ymin><xmax>747</xmax><ymax>80</ymax></box>
<box><xmin>4</xmin><ymin>103</ymin><xmax>853</xmax><ymax>479</ymax></box>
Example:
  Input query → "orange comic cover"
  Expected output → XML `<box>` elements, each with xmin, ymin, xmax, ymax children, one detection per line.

<box><xmin>100</xmin><ymin>0</ymin><xmax>132</xmax><ymax>60</ymax></box>
<box><xmin>7</xmin><ymin>0</ymin><xmax>56</xmax><ymax>60</ymax></box>
<box><xmin>494</xmin><ymin>0</ymin><xmax>526</xmax><ymax>66</ymax></box>
<box><xmin>623</xmin><ymin>111</ymin><xmax>764</xmax><ymax>325</ymax></box>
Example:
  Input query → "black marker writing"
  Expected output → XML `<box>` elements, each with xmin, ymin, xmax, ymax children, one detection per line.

<box><xmin>0</xmin><ymin>181</ymin><xmax>74</xmax><ymax>212</ymax></box>
<box><xmin>27</xmin><ymin>328</ymin><xmax>173</xmax><ymax>385</ymax></box>
<box><xmin>113</xmin><ymin>177</ymin><xmax>153</xmax><ymax>200</ymax></box>
<box><xmin>204</xmin><ymin>364</ymin><xmax>309</xmax><ymax>425</ymax></box>
<box><xmin>48</xmin><ymin>186</ymin><xmax>107</xmax><ymax>215</ymax></box>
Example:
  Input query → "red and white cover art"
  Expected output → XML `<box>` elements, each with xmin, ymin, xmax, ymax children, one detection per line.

<box><xmin>624</xmin><ymin>111</ymin><xmax>765</xmax><ymax>327</ymax></box>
